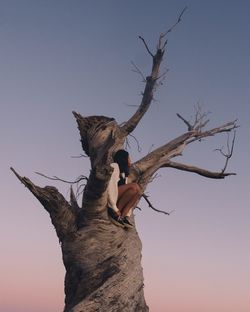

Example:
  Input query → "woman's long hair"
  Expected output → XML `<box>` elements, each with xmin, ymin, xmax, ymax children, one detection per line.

<box><xmin>113</xmin><ymin>149</ymin><xmax>130</xmax><ymax>176</ymax></box>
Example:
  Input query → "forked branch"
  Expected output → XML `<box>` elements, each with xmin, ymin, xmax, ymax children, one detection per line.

<box><xmin>121</xmin><ymin>8</ymin><xmax>187</xmax><ymax>135</ymax></box>
<box><xmin>214</xmin><ymin>131</ymin><xmax>236</xmax><ymax>173</ymax></box>
<box><xmin>187</xmin><ymin>120</ymin><xmax>238</xmax><ymax>144</ymax></box>
<box><xmin>177</xmin><ymin>105</ymin><xmax>210</xmax><ymax>132</ymax></box>
<box><xmin>131</xmin><ymin>119</ymin><xmax>238</xmax><ymax>186</ymax></box>
<box><xmin>10</xmin><ymin>167</ymin><xmax>78</xmax><ymax>240</ymax></box>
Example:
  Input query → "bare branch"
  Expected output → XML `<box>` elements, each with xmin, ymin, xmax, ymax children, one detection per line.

<box><xmin>134</xmin><ymin>131</ymin><xmax>194</xmax><ymax>174</ymax></box>
<box><xmin>75</xmin><ymin>182</ymin><xmax>85</xmax><ymax>199</ymax></box>
<box><xmin>35</xmin><ymin>171</ymin><xmax>88</xmax><ymax>184</ymax></box>
<box><xmin>121</xmin><ymin>9</ymin><xmax>187</xmax><ymax>136</ymax></box>
<box><xmin>162</xmin><ymin>161</ymin><xmax>236</xmax><ymax>179</ymax></box>
<box><xmin>131</xmin><ymin>61</ymin><xmax>146</xmax><ymax>82</ymax></box>
<box><xmin>177</xmin><ymin>105</ymin><xmax>211</xmax><ymax>132</ymax></box>
<box><xmin>187</xmin><ymin>120</ymin><xmax>238</xmax><ymax>144</ymax></box>
<box><xmin>138</xmin><ymin>36</ymin><xmax>154</xmax><ymax>58</ymax></box>
<box><xmin>214</xmin><ymin>131</ymin><xmax>236</xmax><ymax>174</ymax></box>
<box><xmin>128</xmin><ymin>133</ymin><xmax>142</xmax><ymax>153</ymax></box>
<box><xmin>176</xmin><ymin>113</ymin><xmax>193</xmax><ymax>131</ymax></box>
<box><xmin>129</xmin><ymin>118</ymin><xmax>238</xmax><ymax>189</ymax></box>
<box><xmin>162</xmin><ymin>6</ymin><xmax>188</xmax><ymax>37</ymax></box>
<box><xmin>125</xmin><ymin>133</ymin><xmax>142</xmax><ymax>154</ymax></box>
<box><xmin>142</xmin><ymin>194</ymin><xmax>174</xmax><ymax>215</ymax></box>
<box><xmin>10</xmin><ymin>167</ymin><xmax>78</xmax><ymax>240</ymax></box>
<box><xmin>158</xmin><ymin>6</ymin><xmax>188</xmax><ymax>49</ymax></box>
<box><xmin>121</xmin><ymin>38</ymin><xmax>165</xmax><ymax>135</ymax></box>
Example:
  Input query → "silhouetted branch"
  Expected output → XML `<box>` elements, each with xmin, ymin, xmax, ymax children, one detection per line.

<box><xmin>129</xmin><ymin>133</ymin><xmax>142</xmax><ymax>152</ymax></box>
<box><xmin>142</xmin><ymin>193</ymin><xmax>174</xmax><ymax>215</ymax></box>
<box><xmin>214</xmin><ymin>131</ymin><xmax>236</xmax><ymax>173</ymax></box>
<box><xmin>138</xmin><ymin>36</ymin><xmax>154</xmax><ymax>57</ymax></box>
<box><xmin>177</xmin><ymin>105</ymin><xmax>211</xmax><ymax>132</ymax></box>
<box><xmin>162</xmin><ymin>161</ymin><xmax>236</xmax><ymax>179</ymax></box>
<box><xmin>158</xmin><ymin>6</ymin><xmax>188</xmax><ymax>49</ymax></box>
<box><xmin>187</xmin><ymin>120</ymin><xmax>238</xmax><ymax>144</ymax></box>
<box><xmin>35</xmin><ymin>171</ymin><xmax>88</xmax><ymax>184</ymax></box>
<box><xmin>176</xmin><ymin>113</ymin><xmax>193</xmax><ymax>131</ymax></box>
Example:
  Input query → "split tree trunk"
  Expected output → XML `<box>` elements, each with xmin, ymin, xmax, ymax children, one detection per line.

<box><xmin>11</xmin><ymin>166</ymin><xmax>149</xmax><ymax>312</ymax></box>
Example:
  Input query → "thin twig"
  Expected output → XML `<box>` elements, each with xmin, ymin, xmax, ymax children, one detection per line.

<box><xmin>131</xmin><ymin>61</ymin><xmax>146</xmax><ymax>82</ymax></box>
<box><xmin>176</xmin><ymin>113</ymin><xmax>193</xmax><ymax>131</ymax></box>
<box><xmin>35</xmin><ymin>172</ymin><xmax>88</xmax><ymax>184</ymax></box>
<box><xmin>162</xmin><ymin>6</ymin><xmax>188</xmax><ymax>37</ymax></box>
<box><xmin>128</xmin><ymin>133</ymin><xmax>142</xmax><ymax>153</ymax></box>
<box><xmin>142</xmin><ymin>194</ymin><xmax>174</xmax><ymax>215</ymax></box>
<box><xmin>214</xmin><ymin>131</ymin><xmax>236</xmax><ymax>173</ymax></box>
<box><xmin>75</xmin><ymin>182</ymin><xmax>85</xmax><ymax>199</ymax></box>
<box><xmin>158</xmin><ymin>6</ymin><xmax>188</xmax><ymax>49</ymax></box>
<box><xmin>187</xmin><ymin>120</ymin><xmax>238</xmax><ymax>144</ymax></box>
<box><xmin>138</xmin><ymin>36</ymin><xmax>154</xmax><ymax>57</ymax></box>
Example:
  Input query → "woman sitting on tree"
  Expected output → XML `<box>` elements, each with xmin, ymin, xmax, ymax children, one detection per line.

<box><xmin>107</xmin><ymin>149</ymin><xmax>141</xmax><ymax>228</ymax></box>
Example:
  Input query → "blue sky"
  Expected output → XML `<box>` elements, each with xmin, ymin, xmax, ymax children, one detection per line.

<box><xmin>1</xmin><ymin>1</ymin><xmax>250</xmax><ymax>311</ymax></box>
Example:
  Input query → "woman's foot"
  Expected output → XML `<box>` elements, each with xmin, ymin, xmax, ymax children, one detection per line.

<box><xmin>122</xmin><ymin>216</ymin><xmax>133</xmax><ymax>228</ymax></box>
<box><xmin>107</xmin><ymin>207</ymin><xmax>125</xmax><ymax>228</ymax></box>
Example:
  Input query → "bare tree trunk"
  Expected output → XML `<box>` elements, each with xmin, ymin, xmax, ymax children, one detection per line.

<box><xmin>11</xmin><ymin>167</ymin><xmax>148</xmax><ymax>312</ymax></box>
<box><xmin>63</xmin><ymin>217</ymin><xmax>148</xmax><ymax>312</ymax></box>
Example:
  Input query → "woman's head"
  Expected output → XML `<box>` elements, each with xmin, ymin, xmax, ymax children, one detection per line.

<box><xmin>113</xmin><ymin>149</ymin><xmax>130</xmax><ymax>175</ymax></box>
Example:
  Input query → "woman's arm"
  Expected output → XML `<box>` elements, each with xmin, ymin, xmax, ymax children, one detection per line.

<box><xmin>107</xmin><ymin>163</ymin><xmax>120</xmax><ymax>213</ymax></box>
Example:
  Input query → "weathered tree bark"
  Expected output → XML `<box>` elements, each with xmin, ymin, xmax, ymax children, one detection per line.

<box><xmin>11</xmin><ymin>12</ymin><xmax>237</xmax><ymax>312</ymax></box>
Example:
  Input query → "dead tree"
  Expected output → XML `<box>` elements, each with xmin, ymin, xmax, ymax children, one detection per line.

<box><xmin>11</xmin><ymin>12</ymin><xmax>237</xmax><ymax>312</ymax></box>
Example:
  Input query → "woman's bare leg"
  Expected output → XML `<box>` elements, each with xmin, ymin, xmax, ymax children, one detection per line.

<box><xmin>117</xmin><ymin>187</ymin><xmax>135</xmax><ymax>211</ymax></box>
<box><xmin>120</xmin><ymin>193</ymin><xmax>140</xmax><ymax>217</ymax></box>
<box><xmin>117</xmin><ymin>183</ymin><xmax>141</xmax><ymax>217</ymax></box>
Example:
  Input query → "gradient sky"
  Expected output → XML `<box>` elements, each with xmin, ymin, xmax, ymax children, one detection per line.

<box><xmin>1</xmin><ymin>1</ymin><xmax>250</xmax><ymax>312</ymax></box>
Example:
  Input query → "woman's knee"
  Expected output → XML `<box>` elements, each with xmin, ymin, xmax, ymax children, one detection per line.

<box><xmin>130</xmin><ymin>183</ymin><xmax>141</xmax><ymax>194</ymax></box>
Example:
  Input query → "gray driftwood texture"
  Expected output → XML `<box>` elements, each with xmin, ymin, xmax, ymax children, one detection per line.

<box><xmin>11</xmin><ymin>12</ymin><xmax>237</xmax><ymax>312</ymax></box>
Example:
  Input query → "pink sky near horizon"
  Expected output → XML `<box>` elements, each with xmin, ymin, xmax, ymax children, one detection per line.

<box><xmin>1</xmin><ymin>1</ymin><xmax>250</xmax><ymax>311</ymax></box>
